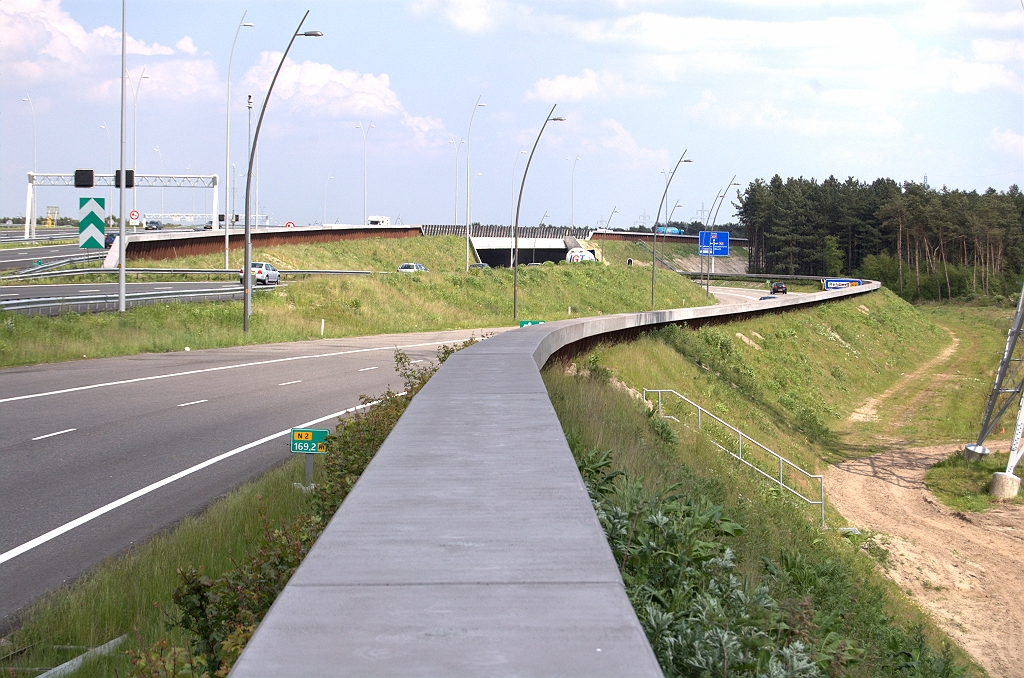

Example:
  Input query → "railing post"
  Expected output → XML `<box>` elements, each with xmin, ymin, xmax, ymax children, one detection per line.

<box><xmin>820</xmin><ymin>480</ymin><xmax>825</xmax><ymax>528</ymax></box>
<box><xmin>779</xmin><ymin>457</ymin><xmax>784</xmax><ymax>485</ymax></box>
<box><xmin>738</xmin><ymin>432</ymin><xmax>743</xmax><ymax>459</ymax></box>
<box><xmin>698</xmin><ymin>408</ymin><xmax>702</xmax><ymax>428</ymax></box>
<box><xmin>658</xmin><ymin>392</ymin><xmax>663</xmax><ymax>417</ymax></box>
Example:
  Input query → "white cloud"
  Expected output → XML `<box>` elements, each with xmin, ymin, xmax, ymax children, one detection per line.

<box><xmin>412</xmin><ymin>0</ymin><xmax>508</xmax><ymax>33</ymax></box>
<box><xmin>240</xmin><ymin>53</ymin><xmax>447</xmax><ymax>143</ymax></box>
<box><xmin>175</xmin><ymin>36</ymin><xmax>198</xmax><ymax>55</ymax></box>
<box><xmin>992</xmin><ymin>128</ymin><xmax>1024</xmax><ymax>156</ymax></box>
<box><xmin>599</xmin><ymin>119</ymin><xmax>669</xmax><ymax>165</ymax></box>
<box><xmin>526</xmin><ymin>69</ymin><xmax>635</xmax><ymax>102</ymax></box>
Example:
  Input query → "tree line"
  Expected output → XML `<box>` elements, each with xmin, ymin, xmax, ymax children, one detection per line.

<box><xmin>736</xmin><ymin>175</ymin><xmax>1024</xmax><ymax>300</ymax></box>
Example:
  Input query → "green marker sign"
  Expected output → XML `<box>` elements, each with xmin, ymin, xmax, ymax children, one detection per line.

<box><xmin>78</xmin><ymin>197</ymin><xmax>106</xmax><ymax>249</ymax></box>
<box><xmin>290</xmin><ymin>428</ymin><xmax>330</xmax><ymax>454</ymax></box>
<box><xmin>519</xmin><ymin>320</ymin><xmax>545</xmax><ymax>327</ymax></box>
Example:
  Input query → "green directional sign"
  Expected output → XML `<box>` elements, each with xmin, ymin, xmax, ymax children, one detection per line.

<box><xmin>79</xmin><ymin>197</ymin><xmax>106</xmax><ymax>249</ymax></box>
<box><xmin>519</xmin><ymin>320</ymin><xmax>545</xmax><ymax>327</ymax></box>
<box><xmin>290</xmin><ymin>428</ymin><xmax>330</xmax><ymax>454</ymax></box>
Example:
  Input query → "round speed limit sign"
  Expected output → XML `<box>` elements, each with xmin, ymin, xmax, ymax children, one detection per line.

<box><xmin>129</xmin><ymin>210</ymin><xmax>140</xmax><ymax>224</ymax></box>
<box><xmin>285</xmin><ymin>221</ymin><xmax>295</xmax><ymax>228</ymax></box>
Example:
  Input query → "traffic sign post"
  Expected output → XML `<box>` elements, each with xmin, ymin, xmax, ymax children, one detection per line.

<box><xmin>78</xmin><ymin>197</ymin><xmax>106</xmax><ymax>249</ymax></box>
<box><xmin>698</xmin><ymin>231</ymin><xmax>730</xmax><ymax>295</ymax></box>
<box><xmin>291</xmin><ymin>428</ymin><xmax>330</xmax><ymax>486</ymax></box>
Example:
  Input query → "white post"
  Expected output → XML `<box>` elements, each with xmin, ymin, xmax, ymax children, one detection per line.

<box><xmin>211</xmin><ymin>174</ymin><xmax>220</xmax><ymax>262</ymax></box>
<box><xmin>25</xmin><ymin>175</ymin><xmax>34</xmax><ymax>239</ymax></box>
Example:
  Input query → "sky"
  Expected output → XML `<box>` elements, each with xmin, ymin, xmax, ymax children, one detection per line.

<box><xmin>1</xmin><ymin>0</ymin><xmax>1022</xmax><ymax>228</ymax></box>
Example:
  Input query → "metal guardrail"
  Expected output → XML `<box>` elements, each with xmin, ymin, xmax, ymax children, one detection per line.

<box><xmin>11</xmin><ymin>252</ymin><xmax>105</xmax><ymax>275</ymax></box>
<box><xmin>0</xmin><ymin>287</ymin><xmax>265</xmax><ymax>316</ymax></box>
<box><xmin>1</xmin><ymin>267</ymin><xmax>376</xmax><ymax>281</ymax></box>
<box><xmin>643</xmin><ymin>388</ymin><xmax>825</xmax><ymax>527</ymax></box>
<box><xmin>682</xmin><ymin>271</ymin><xmax>834</xmax><ymax>282</ymax></box>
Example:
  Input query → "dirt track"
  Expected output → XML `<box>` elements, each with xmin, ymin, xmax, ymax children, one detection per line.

<box><xmin>831</xmin><ymin>325</ymin><xmax>1023</xmax><ymax>677</ymax></box>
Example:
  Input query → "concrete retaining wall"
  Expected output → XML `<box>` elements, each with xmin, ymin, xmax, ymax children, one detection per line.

<box><xmin>229</xmin><ymin>282</ymin><xmax>880</xmax><ymax>677</ymax></box>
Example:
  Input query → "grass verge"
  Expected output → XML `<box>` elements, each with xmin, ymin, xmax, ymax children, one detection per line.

<box><xmin>924</xmin><ymin>451</ymin><xmax>1023</xmax><ymax>511</ymax></box>
<box><xmin>0</xmin><ymin>236</ymin><xmax>712</xmax><ymax>368</ymax></box>
<box><xmin>545</xmin><ymin>364</ymin><xmax>983</xmax><ymax>677</ymax></box>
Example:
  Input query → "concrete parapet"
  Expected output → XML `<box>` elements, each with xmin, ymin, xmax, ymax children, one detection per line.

<box><xmin>990</xmin><ymin>472</ymin><xmax>1022</xmax><ymax>500</ymax></box>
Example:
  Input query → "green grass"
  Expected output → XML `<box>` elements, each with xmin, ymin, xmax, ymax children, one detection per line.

<box><xmin>0</xmin><ymin>239</ymin><xmax>76</xmax><ymax>250</ymax></box>
<box><xmin>597</xmin><ymin>238</ymin><xmax>748</xmax><ymax>270</ymax></box>
<box><xmin>544</xmin><ymin>367</ymin><xmax>983</xmax><ymax>677</ymax></box>
<box><xmin>924</xmin><ymin>451</ymin><xmax>1023</xmax><ymax>512</ymax></box>
<box><xmin>0</xmin><ymin>236</ymin><xmax>713</xmax><ymax>367</ymax></box>
<box><xmin>0</xmin><ymin>456</ymin><xmax>311</xmax><ymax>677</ymax></box>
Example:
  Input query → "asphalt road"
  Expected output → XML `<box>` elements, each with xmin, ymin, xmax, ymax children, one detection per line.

<box><xmin>706</xmin><ymin>284</ymin><xmax>803</xmax><ymax>304</ymax></box>
<box><xmin>0</xmin><ymin>229</ymin><xmax>78</xmax><ymax>243</ymax></box>
<box><xmin>0</xmin><ymin>328</ymin><xmax>502</xmax><ymax>629</ymax></box>
<box><xmin>0</xmin><ymin>281</ymin><xmax>246</xmax><ymax>300</ymax></box>
<box><xmin>0</xmin><ymin>243</ymin><xmax>89</xmax><ymax>271</ymax></box>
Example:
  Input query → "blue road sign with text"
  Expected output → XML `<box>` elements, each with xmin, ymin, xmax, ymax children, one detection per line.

<box><xmin>698</xmin><ymin>231</ymin><xmax>730</xmax><ymax>257</ymax></box>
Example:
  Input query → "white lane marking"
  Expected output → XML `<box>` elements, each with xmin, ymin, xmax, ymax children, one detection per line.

<box><xmin>409</xmin><ymin>360</ymin><xmax>424</xmax><ymax>364</ymax></box>
<box><xmin>1</xmin><ymin>340</ymin><xmax>456</xmax><ymax>404</ymax></box>
<box><xmin>0</xmin><ymin>293</ymin><xmax>19</xmax><ymax>297</ymax></box>
<box><xmin>31</xmin><ymin>428</ymin><xmax>76</xmax><ymax>441</ymax></box>
<box><xmin>154</xmin><ymin>286</ymin><xmax>174</xmax><ymax>290</ymax></box>
<box><xmin>177</xmin><ymin>399</ymin><xmax>208</xmax><ymax>407</ymax></box>
<box><xmin>358</xmin><ymin>366</ymin><xmax>378</xmax><ymax>372</ymax></box>
<box><xmin>79</xmin><ymin>289</ymin><xmax>101</xmax><ymax>293</ymax></box>
<box><xmin>0</xmin><ymin>396</ymin><xmax>403</xmax><ymax>566</ymax></box>
<box><xmin>278</xmin><ymin>380</ymin><xmax>302</xmax><ymax>386</ymax></box>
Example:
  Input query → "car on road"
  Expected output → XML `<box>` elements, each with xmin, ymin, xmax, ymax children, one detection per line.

<box><xmin>144</xmin><ymin>220</ymin><xmax>162</xmax><ymax>230</ymax></box>
<box><xmin>104</xmin><ymin>233</ymin><xmax>116</xmax><ymax>248</ymax></box>
<box><xmin>469</xmin><ymin>262</ymin><xmax>490</xmax><ymax>270</ymax></box>
<box><xmin>397</xmin><ymin>262</ymin><xmax>428</xmax><ymax>273</ymax></box>
<box><xmin>770</xmin><ymin>281</ymin><xmax>787</xmax><ymax>294</ymax></box>
<box><xmin>239</xmin><ymin>262</ymin><xmax>281</xmax><ymax>285</ymax></box>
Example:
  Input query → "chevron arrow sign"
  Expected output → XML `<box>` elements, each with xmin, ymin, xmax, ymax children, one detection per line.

<box><xmin>79</xmin><ymin>197</ymin><xmax>106</xmax><ymax>249</ymax></box>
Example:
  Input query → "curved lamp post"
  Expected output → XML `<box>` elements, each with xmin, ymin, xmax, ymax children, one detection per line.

<box><xmin>126</xmin><ymin>68</ymin><xmax>149</xmax><ymax>227</ymax></box>
<box><xmin>702</xmin><ymin>175</ymin><xmax>739</xmax><ymax>296</ymax></box>
<box><xmin>651</xmin><ymin>151</ymin><xmax>692</xmax><ymax>311</ymax></box>
<box><xmin>22</xmin><ymin>95</ymin><xmax>36</xmax><ymax>238</ymax></box>
<box><xmin>449</xmin><ymin>136</ymin><xmax>464</xmax><ymax>225</ymax></box>
<box><xmin>513</xmin><ymin>104</ymin><xmax>564</xmax><ymax>321</ymax></box>
<box><xmin>244</xmin><ymin>11</ymin><xmax>322</xmax><ymax>333</ymax></box>
<box><xmin>509</xmin><ymin>147</ymin><xmax>526</xmax><ymax>266</ymax></box>
<box><xmin>356</xmin><ymin>121</ymin><xmax>374</xmax><ymax>225</ymax></box>
<box><xmin>324</xmin><ymin>174</ymin><xmax>333</xmax><ymax>225</ymax></box>
<box><xmin>465</xmin><ymin>96</ymin><xmax>485</xmax><ymax>271</ymax></box>
<box><xmin>225</xmin><ymin>12</ymin><xmax>254</xmax><ymax>267</ymax></box>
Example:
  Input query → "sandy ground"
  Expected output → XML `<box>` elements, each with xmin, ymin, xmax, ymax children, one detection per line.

<box><xmin>831</xmin><ymin>328</ymin><xmax>1023</xmax><ymax>677</ymax></box>
<box><xmin>827</xmin><ymin>446</ymin><xmax>1024</xmax><ymax>678</ymax></box>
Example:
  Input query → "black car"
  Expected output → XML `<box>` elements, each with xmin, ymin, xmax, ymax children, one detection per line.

<box><xmin>770</xmin><ymin>281</ymin><xmax>787</xmax><ymax>294</ymax></box>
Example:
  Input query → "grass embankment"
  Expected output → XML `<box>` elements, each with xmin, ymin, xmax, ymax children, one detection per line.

<box><xmin>0</xmin><ymin>236</ymin><xmax>711</xmax><ymax>367</ymax></box>
<box><xmin>544</xmin><ymin>289</ymin><xmax>985</xmax><ymax>675</ymax></box>
<box><xmin>598</xmin><ymin>238</ymin><xmax>749</xmax><ymax>271</ymax></box>
<box><xmin>0</xmin><ymin>349</ymin><xmax>450</xmax><ymax>677</ymax></box>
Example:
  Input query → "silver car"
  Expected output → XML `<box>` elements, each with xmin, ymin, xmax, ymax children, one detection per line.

<box><xmin>239</xmin><ymin>262</ymin><xmax>281</xmax><ymax>285</ymax></box>
<box><xmin>397</xmin><ymin>262</ymin><xmax>428</xmax><ymax>273</ymax></box>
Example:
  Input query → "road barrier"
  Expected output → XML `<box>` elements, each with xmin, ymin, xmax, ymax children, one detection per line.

<box><xmin>0</xmin><ymin>287</ymin><xmax>272</xmax><ymax>316</ymax></box>
<box><xmin>230</xmin><ymin>281</ymin><xmax>879</xmax><ymax>677</ymax></box>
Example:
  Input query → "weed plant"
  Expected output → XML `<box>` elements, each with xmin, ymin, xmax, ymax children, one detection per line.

<box><xmin>546</xmin><ymin>366</ymin><xmax>980</xmax><ymax>677</ymax></box>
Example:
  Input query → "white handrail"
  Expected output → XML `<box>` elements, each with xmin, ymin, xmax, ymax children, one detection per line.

<box><xmin>643</xmin><ymin>388</ymin><xmax>825</xmax><ymax>527</ymax></box>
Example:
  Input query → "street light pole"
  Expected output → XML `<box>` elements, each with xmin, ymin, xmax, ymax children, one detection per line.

<box><xmin>22</xmin><ymin>95</ymin><xmax>36</xmax><ymax>238</ymax></box>
<box><xmin>324</xmin><ymin>174</ymin><xmax>333</xmax><ymax>225</ymax></box>
<box><xmin>513</xmin><ymin>104</ymin><xmax>565</xmax><ymax>321</ymax></box>
<box><xmin>449</xmin><ymin>136</ymin><xmax>463</xmax><ymax>225</ymax></box>
<box><xmin>100</xmin><ymin>123</ymin><xmax>112</xmax><ymax>227</ymax></box>
<box><xmin>126</xmin><ymin>68</ymin><xmax>148</xmax><ymax>225</ymax></box>
<box><xmin>651</xmin><ymin>151</ymin><xmax>692</xmax><ymax>311</ymax></box>
<box><xmin>118</xmin><ymin>0</ymin><xmax>127</xmax><ymax>313</ymax></box>
<box><xmin>509</xmin><ymin>146</ymin><xmax>525</xmax><ymax>267</ymax></box>
<box><xmin>356</xmin><ymin>121</ymin><xmax>374</xmax><ymax>225</ymax></box>
<box><xmin>567</xmin><ymin>155</ymin><xmax>580</xmax><ymax>229</ymax></box>
<box><xmin>225</xmin><ymin>13</ymin><xmax>254</xmax><ymax>268</ymax></box>
<box><xmin>465</xmin><ymin>96</ymin><xmax>485</xmax><ymax>272</ymax></box>
<box><xmin>244</xmin><ymin>11</ymin><xmax>322</xmax><ymax>333</ymax></box>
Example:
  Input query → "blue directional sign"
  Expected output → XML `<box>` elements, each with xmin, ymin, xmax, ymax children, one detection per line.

<box><xmin>698</xmin><ymin>230</ymin><xmax>730</xmax><ymax>257</ymax></box>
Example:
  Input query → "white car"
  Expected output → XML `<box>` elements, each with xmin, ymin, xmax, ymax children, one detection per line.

<box><xmin>239</xmin><ymin>262</ymin><xmax>280</xmax><ymax>285</ymax></box>
<box><xmin>397</xmin><ymin>262</ymin><xmax>428</xmax><ymax>273</ymax></box>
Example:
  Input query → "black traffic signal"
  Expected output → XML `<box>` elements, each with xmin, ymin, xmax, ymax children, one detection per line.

<box><xmin>115</xmin><ymin>169</ymin><xmax>135</xmax><ymax>188</ymax></box>
<box><xmin>74</xmin><ymin>169</ymin><xmax>94</xmax><ymax>188</ymax></box>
